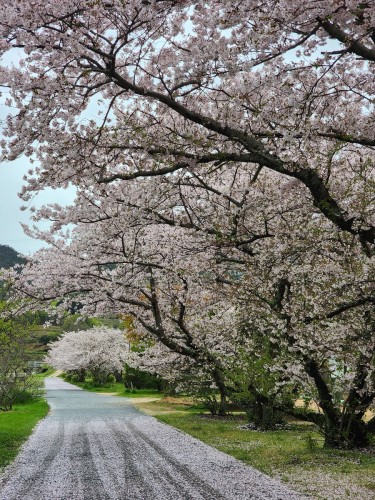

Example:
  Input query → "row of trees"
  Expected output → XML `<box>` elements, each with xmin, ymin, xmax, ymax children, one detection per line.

<box><xmin>0</xmin><ymin>1</ymin><xmax>374</xmax><ymax>448</ymax></box>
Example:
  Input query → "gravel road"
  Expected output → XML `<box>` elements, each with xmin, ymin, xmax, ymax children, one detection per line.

<box><xmin>0</xmin><ymin>378</ymin><xmax>308</xmax><ymax>500</ymax></box>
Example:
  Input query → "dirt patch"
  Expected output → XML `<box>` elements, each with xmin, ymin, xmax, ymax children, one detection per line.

<box><xmin>134</xmin><ymin>406</ymin><xmax>188</xmax><ymax>416</ymax></box>
<box><xmin>130</xmin><ymin>397</ymin><xmax>162</xmax><ymax>403</ymax></box>
<box><xmin>158</xmin><ymin>396</ymin><xmax>194</xmax><ymax>405</ymax></box>
<box><xmin>95</xmin><ymin>392</ymin><xmax>119</xmax><ymax>396</ymax></box>
<box><xmin>295</xmin><ymin>399</ymin><xmax>374</xmax><ymax>422</ymax></box>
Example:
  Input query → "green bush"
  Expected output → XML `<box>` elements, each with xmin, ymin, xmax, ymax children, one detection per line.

<box><xmin>61</xmin><ymin>314</ymin><xmax>94</xmax><ymax>332</ymax></box>
<box><xmin>124</xmin><ymin>365</ymin><xmax>163</xmax><ymax>390</ymax></box>
<box><xmin>14</xmin><ymin>384</ymin><xmax>43</xmax><ymax>404</ymax></box>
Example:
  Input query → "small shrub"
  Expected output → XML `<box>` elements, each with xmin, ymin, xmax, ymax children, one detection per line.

<box><xmin>124</xmin><ymin>387</ymin><xmax>137</xmax><ymax>394</ymax></box>
<box><xmin>123</xmin><ymin>365</ymin><xmax>163</xmax><ymax>390</ymax></box>
<box><xmin>304</xmin><ymin>433</ymin><xmax>320</xmax><ymax>452</ymax></box>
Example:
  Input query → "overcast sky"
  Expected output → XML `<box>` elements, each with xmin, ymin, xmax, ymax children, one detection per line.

<box><xmin>0</xmin><ymin>104</ymin><xmax>74</xmax><ymax>257</ymax></box>
<box><xmin>0</xmin><ymin>51</ymin><xmax>76</xmax><ymax>257</ymax></box>
<box><xmin>0</xmin><ymin>155</ymin><xmax>75</xmax><ymax>256</ymax></box>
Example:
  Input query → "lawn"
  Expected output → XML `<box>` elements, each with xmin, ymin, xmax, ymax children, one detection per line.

<box><xmin>133</xmin><ymin>397</ymin><xmax>375</xmax><ymax>500</ymax></box>
<box><xmin>65</xmin><ymin>378</ymin><xmax>163</xmax><ymax>399</ymax></box>
<box><xmin>0</xmin><ymin>399</ymin><xmax>49</xmax><ymax>471</ymax></box>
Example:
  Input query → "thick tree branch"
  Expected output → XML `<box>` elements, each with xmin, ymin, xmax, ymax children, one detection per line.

<box><xmin>98</xmin><ymin>68</ymin><xmax>375</xmax><ymax>245</ymax></box>
<box><xmin>317</xmin><ymin>17</ymin><xmax>375</xmax><ymax>62</ymax></box>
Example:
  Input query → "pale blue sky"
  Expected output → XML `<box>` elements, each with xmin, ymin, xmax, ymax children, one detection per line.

<box><xmin>0</xmin><ymin>94</ymin><xmax>74</xmax><ymax>256</ymax></box>
<box><xmin>0</xmin><ymin>48</ymin><xmax>74</xmax><ymax>256</ymax></box>
<box><xmin>0</xmin><ymin>155</ymin><xmax>75</xmax><ymax>256</ymax></box>
<box><xmin>0</xmin><ymin>51</ymin><xmax>77</xmax><ymax>256</ymax></box>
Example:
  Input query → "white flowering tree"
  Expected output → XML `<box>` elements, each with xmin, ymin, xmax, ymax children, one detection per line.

<box><xmin>46</xmin><ymin>327</ymin><xmax>129</xmax><ymax>385</ymax></box>
<box><xmin>0</xmin><ymin>1</ymin><xmax>374</xmax><ymax>447</ymax></box>
<box><xmin>0</xmin><ymin>1</ymin><xmax>373</xmax><ymax>245</ymax></box>
<box><xmin>7</xmin><ymin>177</ymin><xmax>374</xmax><ymax>444</ymax></box>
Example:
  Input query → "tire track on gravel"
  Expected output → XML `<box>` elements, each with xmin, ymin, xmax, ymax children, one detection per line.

<box><xmin>107</xmin><ymin>420</ymin><xmax>172</xmax><ymax>499</ymax></box>
<box><xmin>87</xmin><ymin>420</ymin><xmax>154</xmax><ymax>500</ymax></box>
<box><xmin>116</xmin><ymin>419</ymin><xmax>226</xmax><ymax>500</ymax></box>
<box><xmin>69</xmin><ymin>425</ymin><xmax>111</xmax><ymax>500</ymax></box>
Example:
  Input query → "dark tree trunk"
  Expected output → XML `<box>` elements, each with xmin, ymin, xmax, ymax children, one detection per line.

<box><xmin>91</xmin><ymin>369</ymin><xmax>107</xmax><ymax>386</ymax></box>
<box><xmin>74</xmin><ymin>369</ymin><xmax>86</xmax><ymax>382</ymax></box>
<box><xmin>246</xmin><ymin>384</ymin><xmax>283</xmax><ymax>430</ymax></box>
<box><xmin>304</xmin><ymin>357</ymin><xmax>374</xmax><ymax>448</ymax></box>
<box><xmin>218</xmin><ymin>388</ymin><xmax>227</xmax><ymax>416</ymax></box>
<box><xmin>211</xmin><ymin>367</ymin><xmax>228</xmax><ymax>416</ymax></box>
<box><xmin>323</xmin><ymin>414</ymin><xmax>369</xmax><ymax>448</ymax></box>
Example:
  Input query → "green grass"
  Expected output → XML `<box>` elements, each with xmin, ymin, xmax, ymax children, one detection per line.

<box><xmin>64</xmin><ymin>378</ymin><xmax>163</xmax><ymax>399</ymax></box>
<box><xmin>34</xmin><ymin>366</ymin><xmax>55</xmax><ymax>380</ymax></box>
<box><xmin>134</xmin><ymin>398</ymin><xmax>375</xmax><ymax>500</ymax></box>
<box><xmin>89</xmin><ymin>317</ymin><xmax>122</xmax><ymax>328</ymax></box>
<box><xmin>0</xmin><ymin>399</ymin><xmax>49</xmax><ymax>471</ymax></box>
<box><xmin>62</xmin><ymin>379</ymin><xmax>124</xmax><ymax>393</ymax></box>
<box><xmin>121</xmin><ymin>389</ymin><xmax>163</xmax><ymax>399</ymax></box>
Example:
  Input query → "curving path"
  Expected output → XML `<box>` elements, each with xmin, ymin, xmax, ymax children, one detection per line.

<box><xmin>0</xmin><ymin>378</ymin><xmax>308</xmax><ymax>500</ymax></box>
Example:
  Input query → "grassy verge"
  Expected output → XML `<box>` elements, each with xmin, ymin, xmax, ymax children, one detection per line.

<box><xmin>0</xmin><ymin>399</ymin><xmax>49</xmax><ymax>471</ymax></box>
<box><xmin>34</xmin><ymin>366</ymin><xmax>55</xmax><ymax>380</ymax></box>
<box><xmin>63</xmin><ymin>378</ymin><xmax>163</xmax><ymax>399</ymax></box>
<box><xmin>133</xmin><ymin>397</ymin><xmax>375</xmax><ymax>500</ymax></box>
<box><xmin>0</xmin><ymin>369</ymin><xmax>52</xmax><ymax>472</ymax></box>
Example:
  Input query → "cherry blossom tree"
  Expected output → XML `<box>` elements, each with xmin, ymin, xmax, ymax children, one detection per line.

<box><xmin>0</xmin><ymin>1</ymin><xmax>374</xmax><ymax>447</ymax></box>
<box><xmin>46</xmin><ymin>327</ymin><xmax>129</xmax><ymax>385</ymax></box>
<box><xmin>0</xmin><ymin>1</ymin><xmax>374</xmax><ymax>247</ymax></box>
<box><xmin>6</xmin><ymin>174</ymin><xmax>374</xmax><ymax>444</ymax></box>
<box><xmin>27</xmin><ymin>220</ymin><xmax>237</xmax><ymax>413</ymax></box>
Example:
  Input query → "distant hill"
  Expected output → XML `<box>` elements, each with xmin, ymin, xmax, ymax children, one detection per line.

<box><xmin>0</xmin><ymin>245</ymin><xmax>26</xmax><ymax>269</ymax></box>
